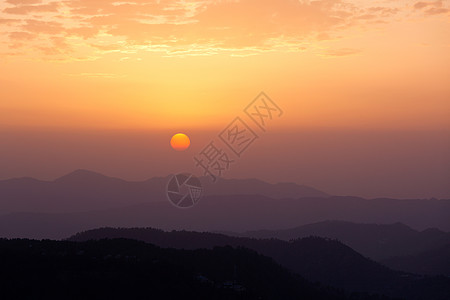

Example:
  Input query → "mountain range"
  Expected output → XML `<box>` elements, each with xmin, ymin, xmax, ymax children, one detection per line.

<box><xmin>1</xmin><ymin>170</ymin><xmax>449</xmax><ymax>299</ymax></box>
<box><xmin>68</xmin><ymin>227</ymin><xmax>450</xmax><ymax>299</ymax></box>
<box><xmin>0</xmin><ymin>169</ymin><xmax>327</xmax><ymax>213</ymax></box>
<box><xmin>221</xmin><ymin>220</ymin><xmax>450</xmax><ymax>276</ymax></box>
<box><xmin>1</xmin><ymin>195</ymin><xmax>449</xmax><ymax>240</ymax></box>
<box><xmin>224</xmin><ymin>220</ymin><xmax>450</xmax><ymax>261</ymax></box>
<box><xmin>0</xmin><ymin>238</ymin><xmax>358</xmax><ymax>300</ymax></box>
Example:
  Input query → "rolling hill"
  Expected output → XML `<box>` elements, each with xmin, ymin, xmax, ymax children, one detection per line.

<box><xmin>68</xmin><ymin>227</ymin><xmax>450</xmax><ymax>299</ymax></box>
<box><xmin>382</xmin><ymin>243</ymin><xmax>450</xmax><ymax>276</ymax></box>
<box><xmin>0</xmin><ymin>169</ymin><xmax>327</xmax><ymax>213</ymax></box>
<box><xmin>1</xmin><ymin>194</ymin><xmax>450</xmax><ymax>239</ymax></box>
<box><xmin>229</xmin><ymin>220</ymin><xmax>450</xmax><ymax>260</ymax></box>
<box><xmin>0</xmin><ymin>238</ymin><xmax>354</xmax><ymax>300</ymax></box>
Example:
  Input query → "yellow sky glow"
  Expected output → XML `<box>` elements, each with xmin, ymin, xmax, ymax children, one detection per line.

<box><xmin>0</xmin><ymin>0</ymin><xmax>449</xmax><ymax>130</ymax></box>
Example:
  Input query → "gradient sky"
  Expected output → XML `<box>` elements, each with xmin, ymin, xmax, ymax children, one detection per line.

<box><xmin>0</xmin><ymin>0</ymin><xmax>449</xmax><ymax>198</ymax></box>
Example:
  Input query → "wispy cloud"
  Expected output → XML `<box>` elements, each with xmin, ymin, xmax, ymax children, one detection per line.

<box><xmin>65</xmin><ymin>72</ymin><xmax>126</xmax><ymax>78</ymax></box>
<box><xmin>322</xmin><ymin>47</ymin><xmax>362</xmax><ymax>57</ymax></box>
<box><xmin>414</xmin><ymin>0</ymin><xmax>449</xmax><ymax>15</ymax></box>
<box><xmin>6</xmin><ymin>0</ymin><xmax>43</xmax><ymax>4</ymax></box>
<box><xmin>8</xmin><ymin>31</ymin><xmax>34</xmax><ymax>40</ymax></box>
<box><xmin>3</xmin><ymin>2</ymin><xmax>59</xmax><ymax>15</ymax></box>
<box><xmin>0</xmin><ymin>0</ymin><xmax>444</xmax><ymax>59</ymax></box>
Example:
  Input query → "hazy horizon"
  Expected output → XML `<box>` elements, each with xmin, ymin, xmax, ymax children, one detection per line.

<box><xmin>1</xmin><ymin>127</ymin><xmax>449</xmax><ymax>199</ymax></box>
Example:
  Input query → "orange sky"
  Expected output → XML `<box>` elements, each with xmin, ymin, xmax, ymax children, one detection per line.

<box><xmin>0</xmin><ymin>0</ymin><xmax>449</xmax><ymax>131</ymax></box>
<box><xmin>0</xmin><ymin>0</ymin><xmax>449</xmax><ymax>198</ymax></box>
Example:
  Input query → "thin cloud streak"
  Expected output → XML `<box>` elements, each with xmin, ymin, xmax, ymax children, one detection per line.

<box><xmin>0</xmin><ymin>0</ymin><xmax>425</xmax><ymax>59</ymax></box>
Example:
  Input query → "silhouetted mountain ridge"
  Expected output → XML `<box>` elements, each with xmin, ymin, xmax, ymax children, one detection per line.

<box><xmin>1</xmin><ymin>194</ymin><xmax>450</xmax><ymax>239</ymax></box>
<box><xmin>0</xmin><ymin>170</ymin><xmax>328</xmax><ymax>213</ymax></box>
<box><xmin>382</xmin><ymin>243</ymin><xmax>450</xmax><ymax>276</ymax></box>
<box><xmin>54</xmin><ymin>169</ymin><xmax>126</xmax><ymax>184</ymax></box>
<box><xmin>229</xmin><ymin>220</ymin><xmax>450</xmax><ymax>260</ymax></box>
<box><xmin>202</xmin><ymin>177</ymin><xmax>328</xmax><ymax>199</ymax></box>
<box><xmin>0</xmin><ymin>238</ymin><xmax>360</xmax><ymax>300</ymax></box>
<box><xmin>68</xmin><ymin>227</ymin><xmax>450</xmax><ymax>299</ymax></box>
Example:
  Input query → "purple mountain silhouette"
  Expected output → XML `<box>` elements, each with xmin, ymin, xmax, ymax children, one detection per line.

<box><xmin>223</xmin><ymin>220</ymin><xmax>450</xmax><ymax>260</ymax></box>
<box><xmin>0</xmin><ymin>169</ymin><xmax>327</xmax><ymax>213</ymax></box>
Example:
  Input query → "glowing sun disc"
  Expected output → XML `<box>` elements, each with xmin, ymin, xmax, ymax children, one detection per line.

<box><xmin>170</xmin><ymin>133</ymin><xmax>190</xmax><ymax>151</ymax></box>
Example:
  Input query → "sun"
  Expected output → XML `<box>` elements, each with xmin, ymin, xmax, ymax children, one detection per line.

<box><xmin>170</xmin><ymin>133</ymin><xmax>190</xmax><ymax>151</ymax></box>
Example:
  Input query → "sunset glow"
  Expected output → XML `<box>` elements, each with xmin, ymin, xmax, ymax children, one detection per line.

<box><xmin>0</xmin><ymin>0</ymin><xmax>448</xmax><ymax>131</ymax></box>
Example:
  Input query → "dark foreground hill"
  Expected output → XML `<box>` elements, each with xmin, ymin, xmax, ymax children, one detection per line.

<box><xmin>0</xmin><ymin>238</ymin><xmax>380</xmax><ymax>300</ymax></box>
<box><xmin>68</xmin><ymin>227</ymin><xmax>450</xmax><ymax>300</ymax></box>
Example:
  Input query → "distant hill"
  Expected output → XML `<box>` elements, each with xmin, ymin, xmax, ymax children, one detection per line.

<box><xmin>0</xmin><ymin>169</ymin><xmax>327</xmax><ymax>213</ymax></box>
<box><xmin>382</xmin><ymin>243</ymin><xmax>450</xmax><ymax>276</ymax></box>
<box><xmin>0</xmin><ymin>238</ymin><xmax>354</xmax><ymax>300</ymax></box>
<box><xmin>1</xmin><ymin>194</ymin><xmax>450</xmax><ymax>239</ymax></box>
<box><xmin>68</xmin><ymin>227</ymin><xmax>450</xmax><ymax>299</ymax></box>
<box><xmin>203</xmin><ymin>177</ymin><xmax>328</xmax><ymax>199</ymax></box>
<box><xmin>229</xmin><ymin>220</ymin><xmax>450</xmax><ymax>260</ymax></box>
<box><xmin>0</xmin><ymin>170</ymin><xmax>169</xmax><ymax>212</ymax></box>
